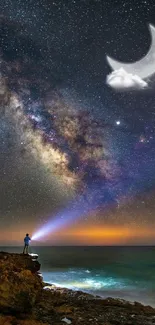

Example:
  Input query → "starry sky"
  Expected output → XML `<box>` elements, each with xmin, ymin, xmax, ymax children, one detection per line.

<box><xmin>0</xmin><ymin>0</ymin><xmax>155</xmax><ymax>245</ymax></box>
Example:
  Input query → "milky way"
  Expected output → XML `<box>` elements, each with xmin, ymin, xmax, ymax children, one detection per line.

<box><xmin>1</xmin><ymin>0</ymin><xmax>155</xmax><ymax>241</ymax></box>
<box><xmin>0</xmin><ymin>16</ymin><xmax>121</xmax><ymax>220</ymax></box>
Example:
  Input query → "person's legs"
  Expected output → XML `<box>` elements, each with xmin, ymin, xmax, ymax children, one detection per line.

<box><xmin>23</xmin><ymin>244</ymin><xmax>26</xmax><ymax>254</ymax></box>
<box><xmin>26</xmin><ymin>244</ymin><xmax>28</xmax><ymax>254</ymax></box>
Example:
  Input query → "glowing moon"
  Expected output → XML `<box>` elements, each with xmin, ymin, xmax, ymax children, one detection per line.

<box><xmin>106</xmin><ymin>24</ymin><xmax>155</xmax><ymax>80</ymax></box>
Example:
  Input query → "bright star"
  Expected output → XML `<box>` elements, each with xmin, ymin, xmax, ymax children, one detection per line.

<box><xmin>116</xmin><ymin>121</ymin><xmax>120</xmax><ymax>125</ymax></box>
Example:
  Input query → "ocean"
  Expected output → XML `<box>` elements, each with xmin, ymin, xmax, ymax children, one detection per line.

<box><xmin>2</xmin><ymin>246</ymin><xmax>155</xmax><ymax>307</ymax></box>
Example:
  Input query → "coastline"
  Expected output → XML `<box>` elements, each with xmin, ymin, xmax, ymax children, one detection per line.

<box><xmin>43</xmin><ymin>280</ymin><xmax>155</xmax><ymax>309</ymax></box>
<box><xmin>0</xmin><ymin>251</ymin><xmax>155</xmax><ymax>325</ymax></box>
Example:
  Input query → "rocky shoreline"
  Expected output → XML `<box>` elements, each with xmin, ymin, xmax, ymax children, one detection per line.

<box><xmin>0</xmin><ymin>252</ymin><xmax>155</xmax><ymax>325</ymax></box>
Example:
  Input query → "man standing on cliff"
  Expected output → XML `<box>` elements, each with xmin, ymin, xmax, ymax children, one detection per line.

<box><xmin>23</xmin><ymin>233</ymin><xmax>31</xmax><ymax>254</ymax></box>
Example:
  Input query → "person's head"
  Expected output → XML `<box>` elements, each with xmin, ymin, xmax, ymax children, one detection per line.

<box><xmin>26</xmin><ymin>233</ymin><xmax>29</xmax><ymax>237</ymax></box>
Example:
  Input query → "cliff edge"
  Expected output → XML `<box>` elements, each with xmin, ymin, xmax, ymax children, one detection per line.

<box><xmin>0</xmin><ymin>251</ymin><xmax>155</xmax><ymax>325</ymax></box>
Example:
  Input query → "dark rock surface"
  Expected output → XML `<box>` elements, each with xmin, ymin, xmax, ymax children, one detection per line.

<box><xmin>0</xmin><ymin>252</ymin><xmax>42</xmax><ymax>315</ymax></box>
<box><xmin>0</xmin><ymin>252</ymin><xmax>155</xmax><ymax>325</ymax></box>
<box><xmin>0</xmin><ymin>251</ymin><xmax>40</xmax><ymax>273</ymax></box>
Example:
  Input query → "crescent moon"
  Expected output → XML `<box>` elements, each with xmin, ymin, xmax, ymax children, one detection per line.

<box><xmin>106</xmin><ymin>24</ymin><xmax>155</xmax><ymax>80</ymax></box>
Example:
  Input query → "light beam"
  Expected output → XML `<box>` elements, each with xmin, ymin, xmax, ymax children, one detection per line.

<box><xmin>31</xmin><ymin>185</ymin><xmax>117</xmax><ymax>241</ymax></box>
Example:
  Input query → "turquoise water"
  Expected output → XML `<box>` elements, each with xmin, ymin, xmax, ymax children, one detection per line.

<box><xmin>2</xmin><ymin>246</ymin><xmax>155</xmax><ymax>307</ymax></box>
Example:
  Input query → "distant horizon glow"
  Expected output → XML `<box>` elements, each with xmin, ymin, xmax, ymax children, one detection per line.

<box><xmin>32</xmin><ymin>225</ymin><xmax>155</xmax><ymax>245</ymax></box>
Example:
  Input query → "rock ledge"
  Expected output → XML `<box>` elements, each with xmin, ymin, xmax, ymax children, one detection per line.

<box><xmin>0</xmin><ymin>251</ymin><xmax>155</xmax><ymax>325</ymax></box>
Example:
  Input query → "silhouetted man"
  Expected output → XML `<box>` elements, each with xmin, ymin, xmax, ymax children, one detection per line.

<box><xmin>23</xmin><ymin>233</ymin><xmax>31</xmax><ymax>254</ymax></box>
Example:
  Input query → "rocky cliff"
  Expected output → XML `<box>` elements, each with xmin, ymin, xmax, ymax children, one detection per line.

<box><xmin>0</xmin><ymin>252</ymin><xmax>42</xmax><ymax>315</ymax></box>
<box><xmin>0</xmin><ymin>252</ymin><xmax>155</xmax><ymax>325</ymax></box>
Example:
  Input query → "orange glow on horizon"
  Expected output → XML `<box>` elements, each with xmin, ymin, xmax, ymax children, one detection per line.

<box><xmin>46</xmin><ymin>225</ymin><xmax>155</xmax><ymax>245</ymax></box>
<box><xmin>1</xmin><ymin>224</ymin><xmax>155</xmax><ymax>245</ymax></box>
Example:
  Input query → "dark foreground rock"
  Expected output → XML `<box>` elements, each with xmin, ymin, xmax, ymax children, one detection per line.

<box><xmin>0</xmin><ymin>252</ymin><xmax>42</xmax><ymax>315</ymax></box>
<box><xmin>0</xmin><ymin>252</ymin><xmax>155</xmax><ymax>325</ymax></box>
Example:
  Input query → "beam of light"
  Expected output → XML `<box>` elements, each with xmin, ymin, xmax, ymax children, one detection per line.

<box><xmin>31</xmin><ymin>184</ymin><xmax>117</xmax><ymax>241</ymax></box>
<box><xmin>31</xmin><ymin>138</ymin><xmax>155</xmax><ymax>243</ymax></box>
<box><xmin>31</xmin><ymin>199</ymin><xmax>98</xmax><ymax>241</ymax></box>
<box><xmin>31</xmin><ymin>155</ymin><xmax>155</xmax><ymax>242</ymax></box>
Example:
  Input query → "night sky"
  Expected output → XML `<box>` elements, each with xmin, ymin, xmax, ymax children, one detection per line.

<box><xmin>1</xmin><ymin>0</ymin><xmax>155</xmax><ymax>245</ymax></box>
